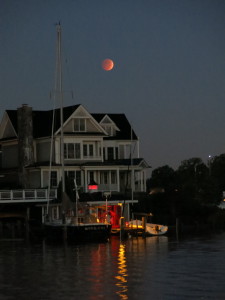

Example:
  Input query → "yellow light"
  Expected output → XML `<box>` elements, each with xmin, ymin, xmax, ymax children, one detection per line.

<box><xmin>115</xmin><ymin>243</ymin><xmax>128</xmax><ymax>299</ymax></box>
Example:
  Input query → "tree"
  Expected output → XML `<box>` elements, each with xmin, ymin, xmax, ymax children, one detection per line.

<box><xmin>211</xmin><ymin>154</ymin><xmax>225</xmax><ymax>192</ymax></box>
<box><xmin>143</xmin><ymin>155</ymin><xmax>225</xmax><ymax>228</ymax></box>
<box><xmin>176</xmin><ymin>157</ymin><xmax>221</xmax><ymax>224</ymax></box>
<box><xmin>146</xmin><ymin>165</ymin><xmax>178</xmax><ymax>224</ymax></box>
<box><xmin>147</xmin><ymin>165</ymin><xmax>177</xmax><ymax>193</ymax></box>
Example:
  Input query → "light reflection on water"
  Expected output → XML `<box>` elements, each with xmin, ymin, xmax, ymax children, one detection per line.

<box><xmin>115</xmin><ymin>243</ymin><xmax>128</xmax><ymax>299</ymax></box>
<box><xmin>0</xmin><ymin>233</ymin><xmax>225</xmax><ymax>299</ymax></box>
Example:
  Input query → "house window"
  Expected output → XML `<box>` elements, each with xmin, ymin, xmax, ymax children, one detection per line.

<box><xmin>100</xmin><ymin>171</ymin><xmax>108</xmax><ymax>184</ymax></box>
<box><xmin>115</xmin><ymin>147</ymin><xmax>118</xmax><ymax>160</ymax></box>
<box><xmin>74</xmin><ymin>118</ymin><xmax>85</xmax><ymax>132</ymax></box>
<box><xmin>111</xmin><ymin>171</ymin><xmax>117</xmax><ymax>184</ymax></box>
<box><xmin>89</xmin><ymin>171</ymin><xmax>94</xmax><ymax>183</ymax></box>
<box><xmin>119</xmin><ymin>145</ymin><xmax>124</xmax><ymax>159</ymax></box>
<box><xmin>107</xmin><ymin>147</ymin><xmax>114</xmax><ymax>160</ymax></box>
<box><xmin>64</xmin><ymin>143</ymin><xmax>81</xmax><ymax>159</ymax></box>
<box><xmin>103</xmin><ymin>125</ymin><xmax>112</xmax><ymax>135</ymax></box>
<box><xmin>100</xmin><ymin>171</ymin><xmax>117</xmax><ymax>185</ymax></box>
<box><xmin>119</xmin><ymin>144</ymin><xmax>130</xmax><ymax>159</ymax></box>
<box><xmin>68</xmin><ymin>143</ymin><xmax>74</xmax><ymax>158</ymax></box>
<box><xmin>75</xmin><ymin>143</ymin><xmax>81</xmax><ymax>158</ymax></box>
<box><xmin>50</xmin><ymin>171</ymin><xmax>57</xmax><ymax>187</ymax></box>
<box><xmin>83</xmin><ymin>143</ymin><xmax>94</xmax><ymax>158</ymax></box>
<box><xmin>67</xmin><ymin>171</ymin><xmax>81</xmax><ymax>186</ymax></box>
<box><xmin>83</xmin><ymin>145</ymin><xmax>87</xmax><ymax>157</ymax></box>
<box><xmin>102</xmin><ymin>125</ymin><xmax>115</xmax><ymax>136</ymax></box>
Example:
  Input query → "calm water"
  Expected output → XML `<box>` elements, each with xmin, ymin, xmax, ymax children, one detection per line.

<box><xmin>1</xmin><ymin>232</ymin><xmax>225</xmax><ymax>300</ymax></box>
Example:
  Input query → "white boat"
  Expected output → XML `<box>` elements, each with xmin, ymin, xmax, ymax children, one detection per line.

<box><xmin>44</xmin><ymin>23</ymin><xmax>111</xmax><ymax>243</ymax></box>
<box><xmin>128</xmin><ymin>219</ymin><xmax>168</xmax><ymax>236</ymax></box>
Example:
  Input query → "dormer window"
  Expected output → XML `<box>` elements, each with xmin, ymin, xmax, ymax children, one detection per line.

<box><xmin>102</xmin><ymin>125</ymin><xmax>115</xmax><ymax>136</ymax></box>
<box><xmin>100</xmin><ymin>115</ymin><xmax>119</xmax><ymax>137</ymax></box>
<box><xmin>74</xmin><ymin>118</ymin><xmax>86</xmax><ymax>132</ymax></box>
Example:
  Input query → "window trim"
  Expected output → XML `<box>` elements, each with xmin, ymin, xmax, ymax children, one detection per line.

<box><xmin>74</xmin><ymin>118</ymin><xmax>86</xmax><ymax>132</ymax></box>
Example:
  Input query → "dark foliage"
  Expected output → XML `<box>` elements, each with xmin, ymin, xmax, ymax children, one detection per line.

<box><xmin>138</xmin><ymin>155</ymin><xmax>225</xmax><ymax>228</ymax></box>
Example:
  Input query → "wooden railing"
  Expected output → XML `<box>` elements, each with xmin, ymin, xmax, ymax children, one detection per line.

<box><xmin>0</xmin><ymin>189</ymin><xmax>57</xmax><ymax>203</ymax></box>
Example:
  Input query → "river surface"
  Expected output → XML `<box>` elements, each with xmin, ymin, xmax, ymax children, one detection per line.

<box><xmin>0</xmin><ymin>232</ymin><xmax>225</xmax><ymax>300</ymax></box>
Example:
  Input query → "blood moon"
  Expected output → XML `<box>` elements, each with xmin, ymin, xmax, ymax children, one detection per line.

<box><xmin>102</xmin><ymin>58</ymin><xmax>114</xmax><ymax>71</ymax></box>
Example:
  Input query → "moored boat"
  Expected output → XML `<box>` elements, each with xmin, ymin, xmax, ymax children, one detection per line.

<box><xmin>128</xmin><ymin>219</ymin><xmax>168</xmax><ymax>236</ymax></box>
<box><xmin>44</xmin><ymin>23</ymin><xmax>111</xmax><ymax>243</ymax></box>
<box><xmin>44</xmin><ymin>220</ymin><xmax>111</xmax><ymax>243</ymax></box>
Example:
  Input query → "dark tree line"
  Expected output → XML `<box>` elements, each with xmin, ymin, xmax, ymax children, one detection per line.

<box><xmin>134</xmin><ymin>154</ymin><xmax>225</xmax><ymax>230</ymax></box>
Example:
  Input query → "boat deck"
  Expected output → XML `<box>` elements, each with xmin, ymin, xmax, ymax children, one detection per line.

<box><xmin>111</xmin><ymin>226</ymin><xmax>146</xmax><ymax>237</ymax></box>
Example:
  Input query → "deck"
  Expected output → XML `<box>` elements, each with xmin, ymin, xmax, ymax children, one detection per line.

<box><xmin>0</xmin><ymin>189</ymin><xmax>57</xmax><ymax>203</ymax></box>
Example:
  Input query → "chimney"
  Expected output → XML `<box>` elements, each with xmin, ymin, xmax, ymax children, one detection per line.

<box><xmin>17</xmin><ymin>104</ymin><xmax>34</xmax><ymax>188</ymax></box>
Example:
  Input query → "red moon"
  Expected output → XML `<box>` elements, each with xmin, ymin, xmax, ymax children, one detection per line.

<box><xmin>102</xmin><ymin>58</ymin><xmax>114</xmax><ymax>71</ymax></box>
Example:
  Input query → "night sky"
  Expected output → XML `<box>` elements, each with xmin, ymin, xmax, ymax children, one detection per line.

<box><xmin>1</xmin><ymin>0</ymin><xmax>225</xmax><ymax>172</ymax></box>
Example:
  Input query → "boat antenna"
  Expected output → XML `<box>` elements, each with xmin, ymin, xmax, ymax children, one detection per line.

<box><xmin>46</xmin><ymin>97</ymin><xmax>56</xmax><ymax>218</ymax></box>
<box><xmin>56</xmin><ymin>22</ymin><xmax>65</xmax><ymax>194</ymax></box>
<box><xmin>46</xmin><ymin>25</ymin><xmax>61</xmax><ymax>219</ymax></box>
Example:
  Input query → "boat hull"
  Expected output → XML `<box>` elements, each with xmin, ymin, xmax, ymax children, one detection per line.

<box><xmin>146</xmin><ymin>224</ymin><xmax>168</xmax><ymax>236</ymax></box>
<box><xmin>44</xmin><ymin>223</ymin><xmax>111</xmax><ymax>243</ymax></box>
<box><xmin>128</xmin><ymin>220</ymin><xmax>168</xmax><ymax>236</ymax></box>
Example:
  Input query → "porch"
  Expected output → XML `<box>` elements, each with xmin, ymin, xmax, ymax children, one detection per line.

<box><xmin>0</xmin><ymin>189</ymin><xmax>57</xmax><ymax>203</ymax></box>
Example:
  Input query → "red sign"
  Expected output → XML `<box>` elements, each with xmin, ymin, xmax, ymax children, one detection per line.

<box><xmin>88</xmin><ymin>185</ymin><xmax>98</xmax><ymax>190</ymax></box>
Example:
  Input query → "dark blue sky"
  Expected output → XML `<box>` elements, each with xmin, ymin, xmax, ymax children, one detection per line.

<box><xmin>1</xmin><ymin>0</ymin><xmax>225</xmax><ymax>171</ymax></box>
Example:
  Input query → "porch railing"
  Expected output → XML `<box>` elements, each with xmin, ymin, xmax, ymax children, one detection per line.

<box><xmin>93</xmin><ymin>184</ymin><xmax>119</xmax><ymax>192</ymax></box>
<box><xmin>0</xmin><ymin>189</ymin><xmax>57</xmax><ymax>203</ymax></box>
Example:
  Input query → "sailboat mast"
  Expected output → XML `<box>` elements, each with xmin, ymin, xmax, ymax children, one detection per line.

<box><xmin>56</xmin><ymin>23</ymin><xmax>65</xmax><ymax>193</ymax></box>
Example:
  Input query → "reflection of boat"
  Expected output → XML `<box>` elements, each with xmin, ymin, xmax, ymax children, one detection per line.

<box><xmin>128</xmin><ymin>220</ymin><xmax>168</xmax><ymax>236</ymax></box>
<box><xmin>44</xmin><ymin>23</ymin><xmax>111</xmax><ymax>243</ymax></box>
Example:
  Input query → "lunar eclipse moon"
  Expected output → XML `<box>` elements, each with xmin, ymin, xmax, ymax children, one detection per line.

<box><xmin>102</xmin><ymin>58</ymin><xmax>114</xmax><ymax>71</ymax></box>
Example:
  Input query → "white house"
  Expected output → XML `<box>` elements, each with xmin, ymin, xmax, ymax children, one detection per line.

<box><xmin>0</xmin><ymin>104</ymin><xmax>150</xmax><ymax>228</ymax></box>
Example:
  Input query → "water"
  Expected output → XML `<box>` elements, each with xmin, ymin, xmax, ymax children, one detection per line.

<box><xmin>1</xmin><ymin>233</ymin><xmax>225</xmax><ymax>299</ymax></box>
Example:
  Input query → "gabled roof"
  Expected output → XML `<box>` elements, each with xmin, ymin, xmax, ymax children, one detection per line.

<box><xmin>1</xmin><ymin>105</ymin><xmax>138</xmax><ymax>140</ymax></box>
<box><xmin>99</xmin><ymin>115</ymin><xmax>120</xmax><ymax>131</ymax></box>
<box><xmin>92</xmin><ymin>113</ymin><xmax>138</xmax><ymax>140</ymax></box>
<box><xmin>4</xmin><ymin>105</ymin><xmax>81</xmax><ymax>139</ymax></box>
